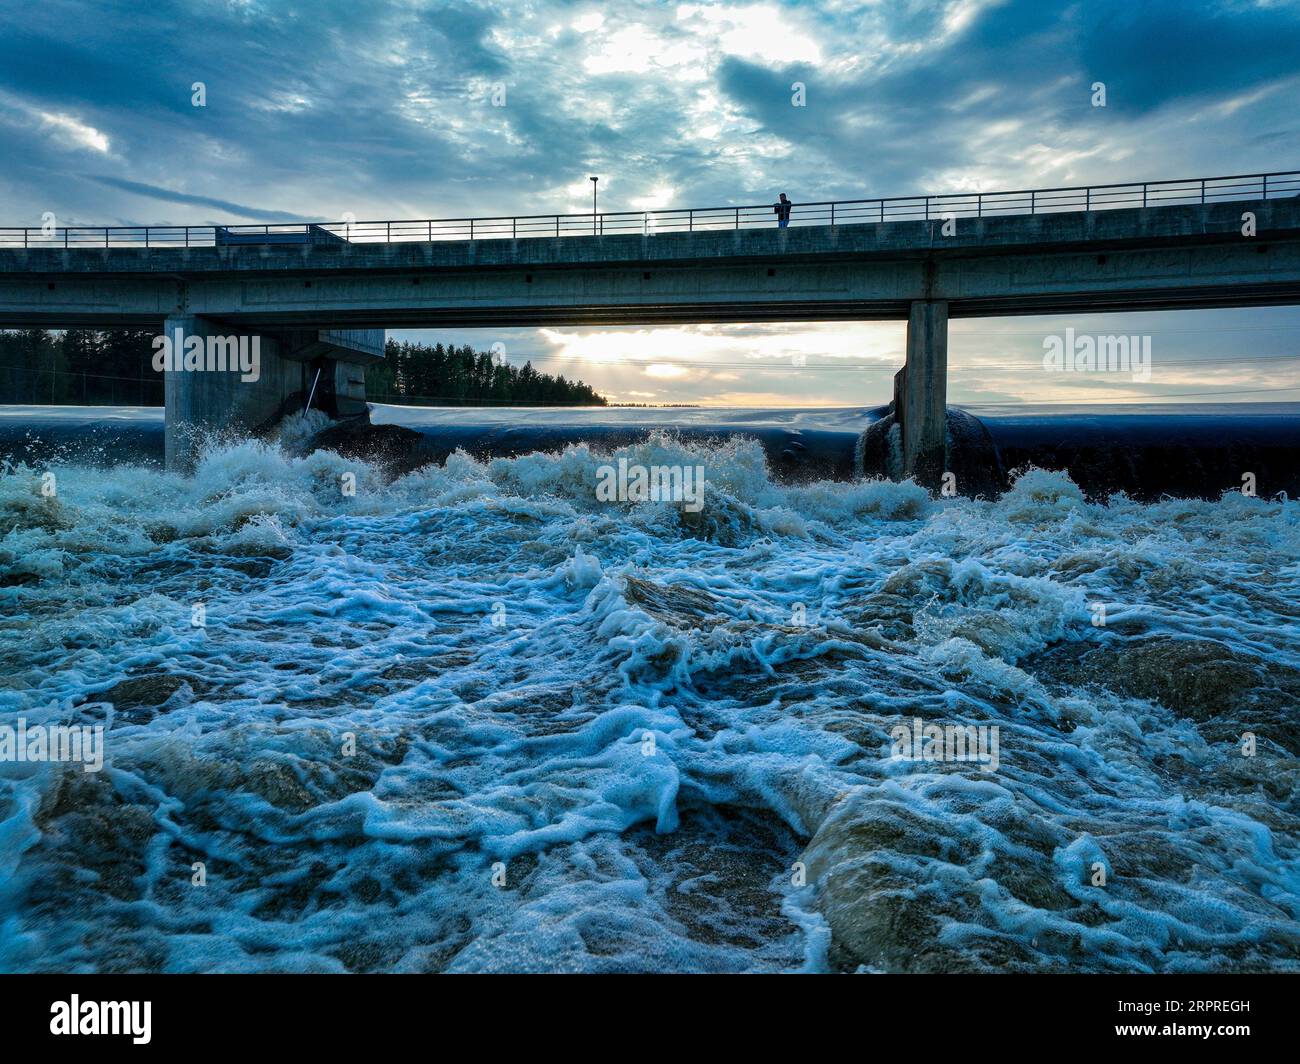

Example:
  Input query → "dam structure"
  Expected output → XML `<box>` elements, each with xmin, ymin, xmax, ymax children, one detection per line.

<box><xmin>1</xmin><ymin>170</ymin><xmax>1298</xmax><ymax>478</ymax></box>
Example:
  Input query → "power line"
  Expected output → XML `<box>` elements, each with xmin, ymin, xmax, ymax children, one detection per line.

<box><xmin>953</xmin><ymin>354</ymin><xmax>1300</xmax><ymax>370</ymax></box>
<box><xmin>10</xmin><ymin>330</ymin><xmax>1300</xmax><ymax>373</ymax></box>
<box><xmin>368</xmin><ymin>392</ymin><xmax>615</xmax><ymax>408</ymax></box>
<box><xmin>6</xmin><ymin>355</ymin><xmax>1300</xmax><ymax>392</ymax></box>
<box><xmin>428</xmin><ymin>351</ymin><xmax>1300</xmax><ymax>371</ymax></box>
<box><xmin>1</xmin><ymin>363</ymin><xmax>613</xmax><ymax>407</ymax></box>
<box><xmin>7</xmin><ymin>339</ymin><xmax>1300</xmax><ymax>409</ymax></box>
<box><xmin>0</xmin><ymin>363</ymin><xmax>163</xmax><ymax>387</ymax></box>
<box><xmin>978</xmin><ymin>384</ymin><xmax>1300</xmax><ymax>404</ymax></box>
<box><xmin>952</xmin><ymin>323</ymin><xmax>1300</xmax><ymax>336</ymax></box>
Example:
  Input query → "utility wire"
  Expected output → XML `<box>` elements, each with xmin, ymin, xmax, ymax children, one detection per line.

<box><xmin>951</xmin><ymin>323</ymin><xmax>1300</xmax><ymax>336</ymax></box>
<box><xmin>0</xmin><ymin>365</ymin><xmax>613</xmax><ymax>408</ymax></box>
<box><xmin>5</xmin><ymin>362</ymin><xmax>1300</xmax><ymax>406</ymax></box>
<box><xmin>982</xmin><ymin>385</ymin><xmax>1300</xmax><ymax>404</ymax></box>
<box><xmin>393</xmin><ymin>351</ymin><xmax>1300</xmax><ymax>371</ymax></box>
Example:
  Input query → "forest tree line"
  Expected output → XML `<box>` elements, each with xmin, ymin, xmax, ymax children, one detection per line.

<box><xmin>0</xmin><ymin>330</ymin><xmax>607</xmax><ymax>407</ymax></box>
<box><xmin>0</xmin><ymin>328</ymin><xmax>163</xmax><ymax>406</ymax></box>
<box><xmin>367</xmin><ymin>339</ymin><xmax>606</xmax><ymax>406</ymax></box>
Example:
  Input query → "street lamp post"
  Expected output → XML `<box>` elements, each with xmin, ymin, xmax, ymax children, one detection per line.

<box><xmin>590</xmin><ymin>176</ymin><xmax>599</xmax><ymax>235</ymax></box>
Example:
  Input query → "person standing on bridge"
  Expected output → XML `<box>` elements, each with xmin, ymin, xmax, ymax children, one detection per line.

<box><xmin>774</xmin><ymin>193</ymin><xmax>792</xmax><ymax>228</ymax></box>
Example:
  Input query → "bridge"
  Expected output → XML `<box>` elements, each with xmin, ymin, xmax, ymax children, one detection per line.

<box><xmin>1</xmin><ymin>170</ymin><xmax>1298</xmax><ymax>478</ymax></box>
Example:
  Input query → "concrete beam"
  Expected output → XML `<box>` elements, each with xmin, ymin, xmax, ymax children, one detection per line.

<box><xmin>162</xmin><ymin>318</ymin><xmax>384</xmax><ymax>470</ymax></box>
<box><xmin>899</xmin><ymin>300</ymin><xmax>948</xmax><ymax>487</ymax></box>
<box><xmin>164</xmin><ymin>316</ymin><xmax>299</xmax><ymax>471</ymax></box>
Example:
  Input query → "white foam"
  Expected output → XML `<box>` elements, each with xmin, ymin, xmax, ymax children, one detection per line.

<box><xmin>1</xmin><ymin>436</ymin><xmax>1297</xmax><ymax>973</ymax></box>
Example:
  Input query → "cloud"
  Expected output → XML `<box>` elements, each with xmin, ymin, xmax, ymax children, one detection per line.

<box><xmin>2</xmin><ymin>0</ymin><xmax>1298</xmax><ymax>404</ymax></box>
<box><xmin>8</xmin><ymin>0</ymin><xmax>1296</xmax><ymax>222</ymax></box>
<box><xmin>38</xmin><ymin>110</ymin><xmax>111</xmax><ymax>154</ymax></box>
<box><xmin>0</xmin><ymin>90</ymin><xmax>111</xmax><ymax>155</ymax></box>
<box><xmin>83</xmin><ymin>175</ymin><xmax>315</xmax><ymax>222</ymax></box>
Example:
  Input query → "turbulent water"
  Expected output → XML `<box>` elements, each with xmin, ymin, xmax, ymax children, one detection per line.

<box><xmin>1</xmin><ymin>423</ymin><xmax>1298</xmax><ymax>973</ymax></box>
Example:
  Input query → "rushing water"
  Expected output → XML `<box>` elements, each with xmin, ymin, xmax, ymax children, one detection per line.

<box><xmin>1</xmin><ymin>424</ymin><xmax>1298</xmax><ymax>973</ymax></box>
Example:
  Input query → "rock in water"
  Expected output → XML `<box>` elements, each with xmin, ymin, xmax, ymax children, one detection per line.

<box><xmin>307</xmin><ymin>414</ymin><xmax>426</xmax><ymax>474</ymax></box>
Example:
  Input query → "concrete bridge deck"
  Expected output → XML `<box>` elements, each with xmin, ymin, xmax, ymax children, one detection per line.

<box><xmin>1</xmin><ymin>198</ymin><xmax>1298</xmax><ymax>329</ymax></box>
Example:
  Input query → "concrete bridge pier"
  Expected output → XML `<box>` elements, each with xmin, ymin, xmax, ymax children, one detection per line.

<box><xmin>892</xmin><ymin>299</ymin><xmax>949</xmax><ymax>487</ymax></box>
<box><xmin>162</xmin><ymin>315</ymin><xmax>384</xmax><ymax>471</ymax></box>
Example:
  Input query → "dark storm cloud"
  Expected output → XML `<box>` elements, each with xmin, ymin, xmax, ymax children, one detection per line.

<box><xmin>716</xmin><ymin>0</ymin><xmax>1300</xmax><ymax>194</ymax></box>
<box><xmin>1074</xmin><ymin>1</ymin><xmax>1300</xmax><ymax>113</ymax></box>
<box><xmin>2</xmin><ymin>0</ymin><xmax>1297</xmax><ymax>219</ymax></box>
<box><xmin>0</xmin><ymin>0</ymin><xmax>499</xmax><ymax>217</ymax></box>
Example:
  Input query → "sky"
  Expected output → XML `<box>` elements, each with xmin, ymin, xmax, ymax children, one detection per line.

<box><xmin>1</xmin><ymin>0</ymin><xmax>1298</xmax><ymax>406</ymax></box>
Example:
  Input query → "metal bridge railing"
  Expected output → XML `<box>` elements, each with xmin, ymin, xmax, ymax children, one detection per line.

<box><xmin>2</xmin><ymin>170</ymin><xmax>1297</xmax><ymax>250</ymax></box>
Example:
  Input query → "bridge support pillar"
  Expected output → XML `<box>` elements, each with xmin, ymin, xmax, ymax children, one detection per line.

<box><xmin>163</xmin><ymin>316</ymin><xmax>384</xmax><ymax>472</ymax></box>
<box><xmin>893</xmin><ymin>299</ymin><xmax>948</xmax><ymax>487</ymax></box>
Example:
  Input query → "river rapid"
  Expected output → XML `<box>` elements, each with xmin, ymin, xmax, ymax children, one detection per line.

<box><xmin>1</xmin><ymin>425</ymin><xmax>1297</xmax><ymax>973</ymax></box>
